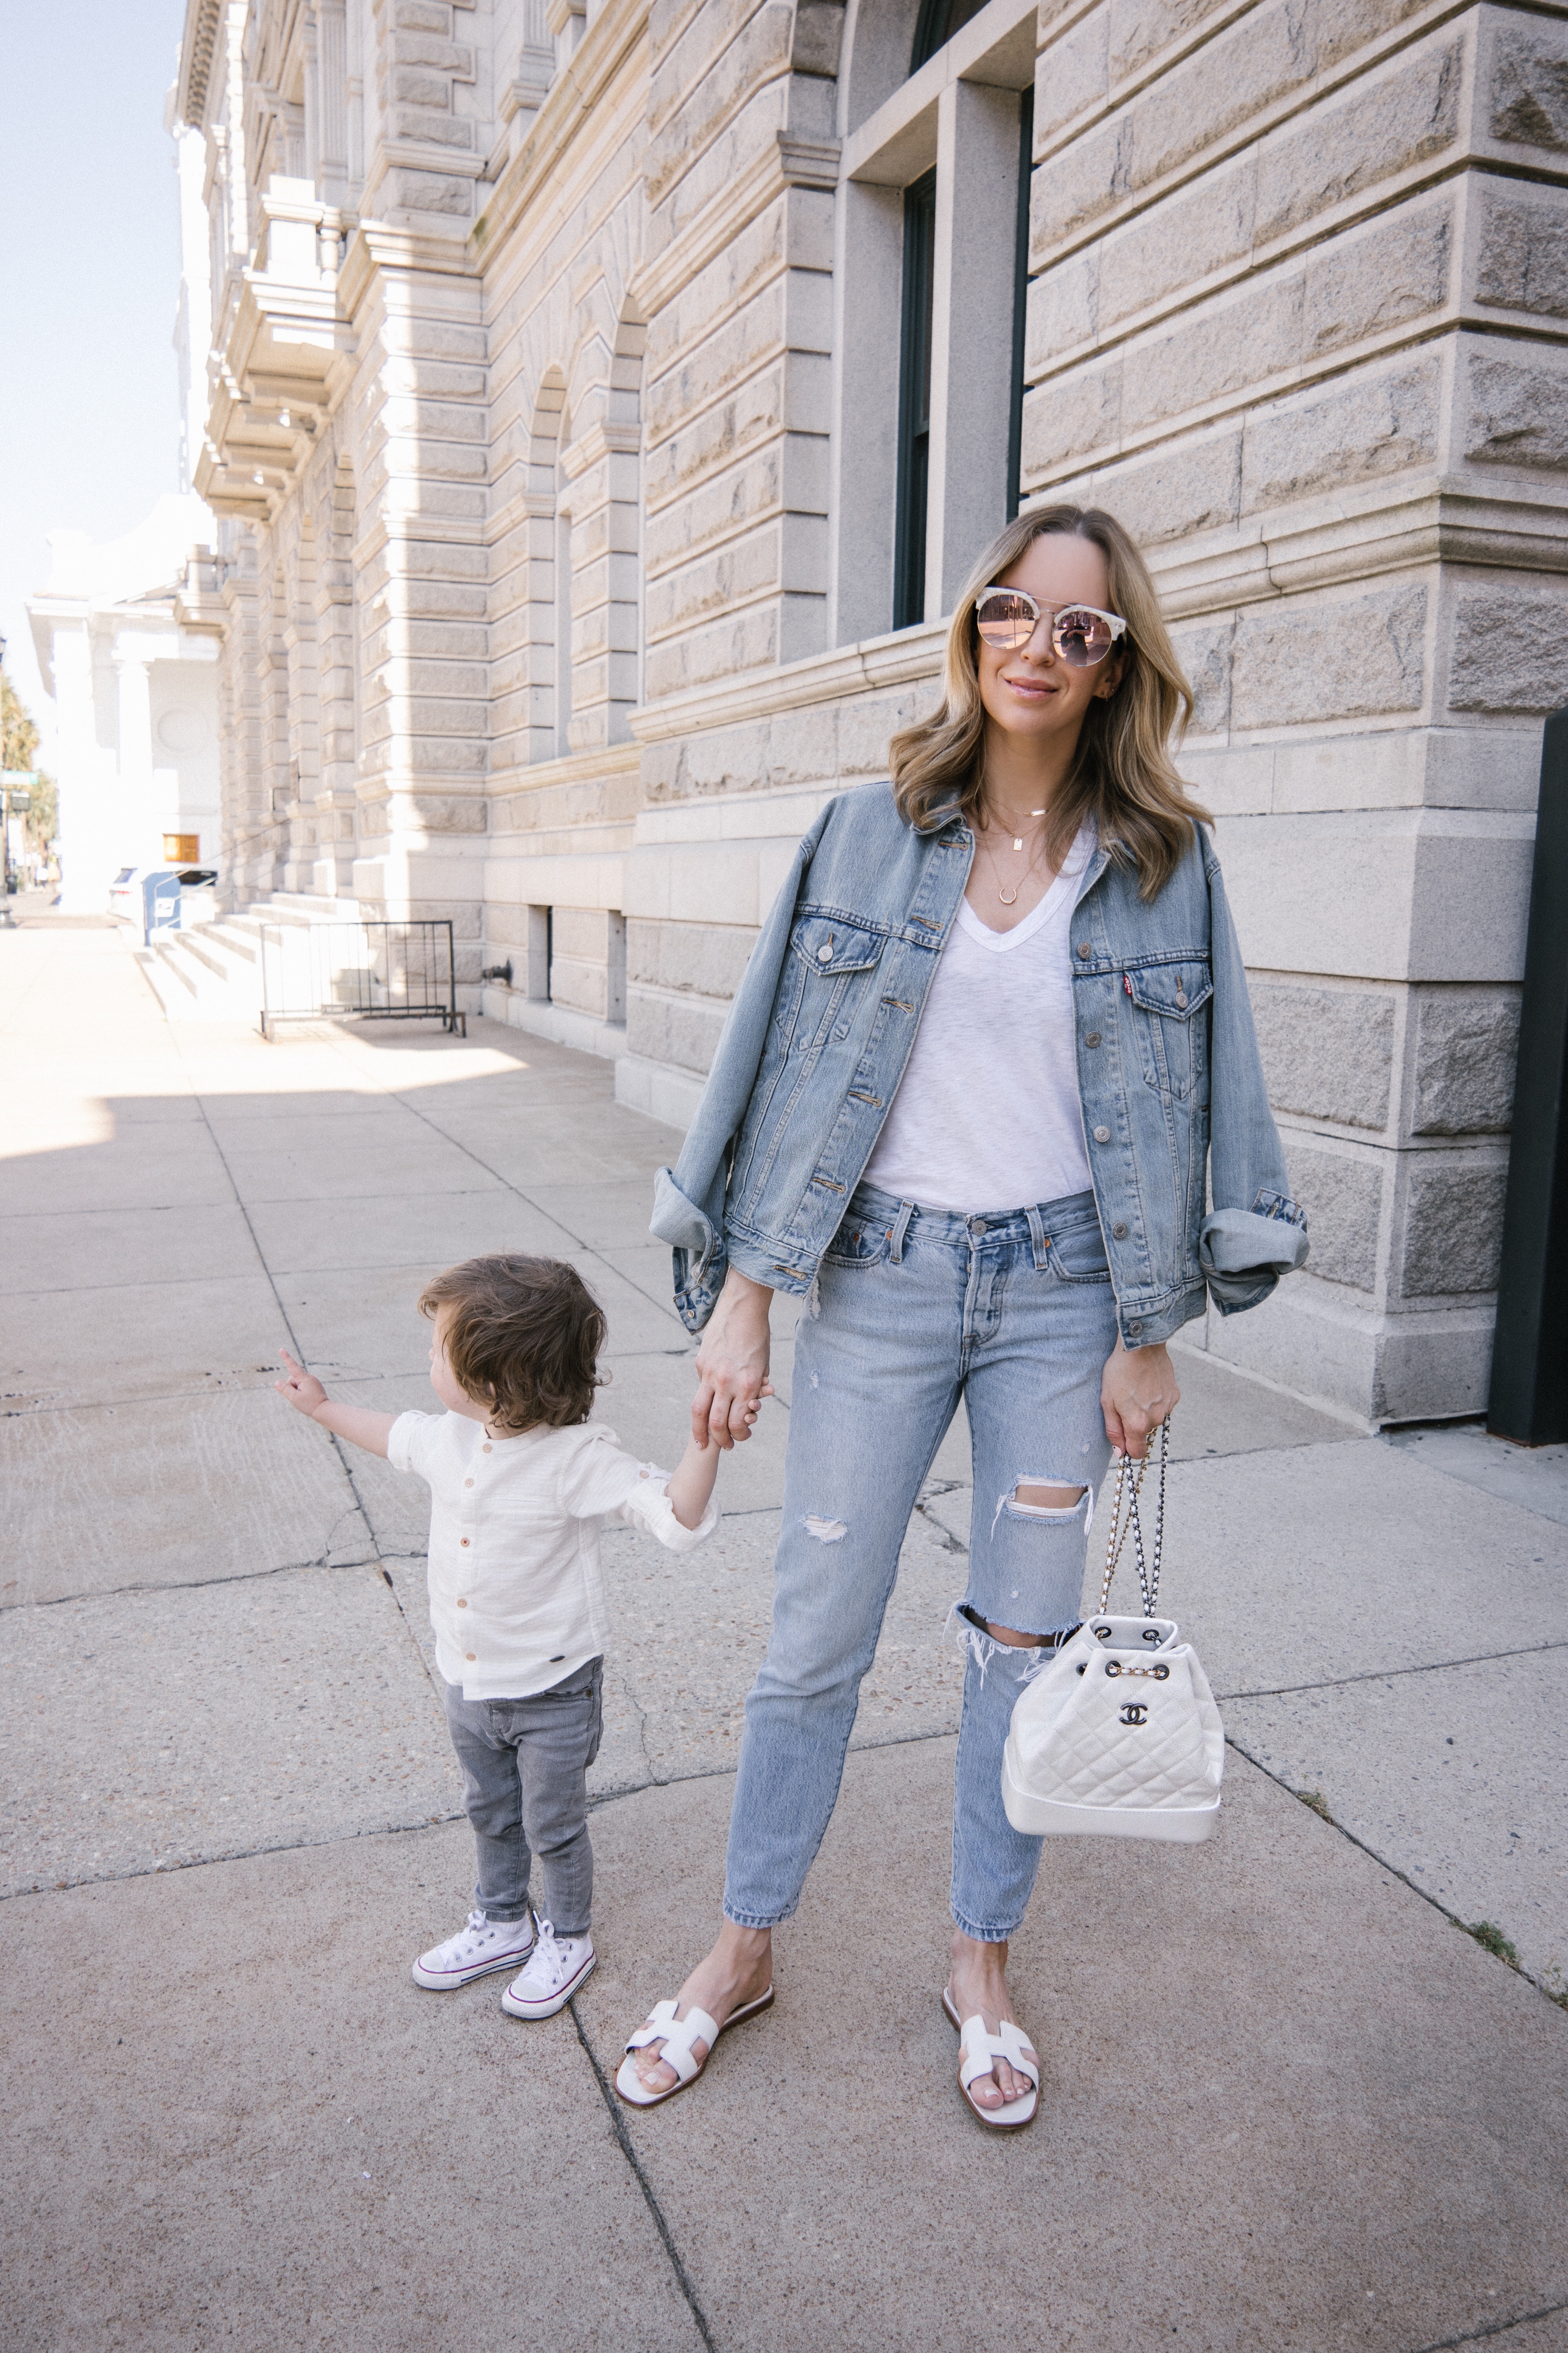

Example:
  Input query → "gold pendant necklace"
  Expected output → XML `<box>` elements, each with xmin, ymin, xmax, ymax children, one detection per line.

<box><xmin>988</xmin><ymin>809</ymin><xmax>1046</xmax><ymax>907</ymax></box>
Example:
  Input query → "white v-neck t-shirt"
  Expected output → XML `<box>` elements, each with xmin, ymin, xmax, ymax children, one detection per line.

<box><xmin>862</xmin><ymin>826</ymin><xmax>1095</xmax><ymax>1215</ymax></box>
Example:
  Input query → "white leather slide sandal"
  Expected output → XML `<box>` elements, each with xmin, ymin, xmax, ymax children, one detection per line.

<box><xmin>943</xmin><ymin>1988</ymin><xmax>1040</xmax><ymax>2131</ymax></box>
<box><xmin>615</xmin><ymin>1988</ymin><xmax>774</xmax><ymax>2109</ymax></box>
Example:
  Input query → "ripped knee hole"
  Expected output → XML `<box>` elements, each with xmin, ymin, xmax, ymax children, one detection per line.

<box><xmin>1008</xmin><ymin>1481</ymin><xmax>1087</xmax><ymax>1518</ymax></box>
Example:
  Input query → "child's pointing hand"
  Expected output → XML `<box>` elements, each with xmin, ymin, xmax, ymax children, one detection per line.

<box><xmin>275</xmin><ymin>1347</ymin><xmax>328</xmax><ymax>1418</ymax></box>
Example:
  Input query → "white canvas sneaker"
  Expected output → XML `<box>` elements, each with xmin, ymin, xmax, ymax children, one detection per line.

<box><xmin>500</xmin><ymin>1920</ymin><xmax>596</xmax><ymax>2019</ymax></box>
<box><xmin>412</xmin><ymin>1907</ymin><xmax>536</xmax><ymax>1991</ymax></box>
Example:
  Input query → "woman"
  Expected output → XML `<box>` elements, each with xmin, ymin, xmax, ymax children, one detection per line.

<box><xmin>618</xmin><ymin>507</ymin><xmax>1306</xmax><ymax>2127</ymax></box>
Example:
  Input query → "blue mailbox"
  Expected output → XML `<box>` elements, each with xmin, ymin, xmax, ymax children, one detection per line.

<box><xmin>141</xmin><ymin>870</ymin><xmax>181</xmax><ymax>942</ymax></box>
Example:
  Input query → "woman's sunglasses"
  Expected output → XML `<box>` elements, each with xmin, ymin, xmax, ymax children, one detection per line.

<box><xmin>974</xmin><ymin>587</ymin><xmax>1127</xmax><ymax>666</ymax></box>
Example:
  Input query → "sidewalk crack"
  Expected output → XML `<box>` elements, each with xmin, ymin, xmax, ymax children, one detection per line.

<box><xmin>566</xmin><ymin>1997</ymin><xmax>717</xmax><ymax>2351</ymax></box>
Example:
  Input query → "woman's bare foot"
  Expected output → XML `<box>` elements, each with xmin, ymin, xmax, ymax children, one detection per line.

<box><xmin>947</xmin><ymin>1930</ymin><xmax>1036</xmax><ymax>2111</ymax></box>
<box><xmin>627</xmin><ymin>1921</ymin><xmax>774</xmax><ymax>2097</ymax></box>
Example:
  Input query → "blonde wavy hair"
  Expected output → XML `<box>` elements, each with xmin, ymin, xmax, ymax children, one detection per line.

<box><xmin>889</xmin><ymin>505</ymin><xmax>1208</xmax><ymax>900</ymax></box>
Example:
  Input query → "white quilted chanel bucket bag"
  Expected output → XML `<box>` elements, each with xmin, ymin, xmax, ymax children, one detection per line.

<box><xmin>1001</xmin><ymin>1422</ymin><xmax>1224</xmax><ymax>1843</ymax></box>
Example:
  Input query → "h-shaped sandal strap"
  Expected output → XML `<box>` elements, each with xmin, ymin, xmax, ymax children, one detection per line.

<box><xmin>959</xmin><ymin>2015</ymin><xmax>1040</xmax><ymax>2093</ymax></box>
<box><xmin>623</xmin><ymin>2002</ymin><xmax>719</xmax><ymax>2086</ymax></box>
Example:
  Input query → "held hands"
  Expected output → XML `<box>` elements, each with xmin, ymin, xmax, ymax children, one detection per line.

<box><xmin>1100</xmin><ymin>1334</ymin><xmax>1179</xmax><ymax>1460</ymax></box>
<box><xmin>692</xmin><ymin>1268</ymin><xmax>775</xmax><ymax>1450</ymax></box>
<box><xmin>275</xmin><ymin>1347</ymin><xmax>329</xmax><ymax>1419</ymax></box>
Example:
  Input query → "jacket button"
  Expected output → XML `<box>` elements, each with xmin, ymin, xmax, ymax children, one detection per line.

<box><xmin>1112</xmin><ymin>1221</ymin><xmax>1128</xmax><ymax>1239</ymax></box>
<box><xmin>1085</xmin><ymin>1031</ymin><xmax>1101</xmax><ymax>1048</ymax></box>
<box><xmin>817</xmin><ymin>943</ymin><xmax>833</xmax><ymax>962</ymax></box>
<box><xmin>1077</xmin><ymin>942</ymin><xmax>1093</xmax><ymax>959</ymax></box>
<box><xmin>1092</xmin><ymin>1125</ymin><xmax>1111</xmax><ymax>1143</ymax></box>
<box><xmin>1128</xmin><ymin>1322</ymin><xmax>1143</xmax><ymax>1337</ymax></box>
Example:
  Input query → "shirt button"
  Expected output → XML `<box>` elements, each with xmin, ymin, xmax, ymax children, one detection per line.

<box><xmin>457</xmin><ymin>1598</ymin><xmax>467</xmax><ymax>1608</ymax></box>
<box><xmin>466</xmin><ymin>1653</ymin><xmax>476</xmax><ymax>1662</ymax></box>
<box><xmin>464</xmin><ymin>1477</ymin><xmax>474</xmax><ymax>1487</ymax></box>
<box><xmin>1093</xmin><ymin>1125</ymin><xmax>1111</xmax><ymax>1143</ymax></box>
<box><xmin>817</xmin><ymin>943</ymin><xmax>833</xmax><ymax>962</ymax></box>
<box><xmin>460</xmin><ymin>1537</ymin><xmax>470</xmax><ymax>1546</ymax></box>
<box><xmin>1112</xmin><ymin>1221</ymin><xmax>1129</xmax><ymax>1239</ymax></box>
<box><xmin>481</xmin><ymin>1443</ymin><xmax>492</xmax><ymax>1453</ymax></box>
<box><xmin>1077</xmin><ymin>942</ymin><xmax>1093</xmax><ymax>958</ymax></box>
<box><xmin>1085</xmin><ymin>1031</ymin><xmax>1101</xmax><ymax>1048</ymax></box>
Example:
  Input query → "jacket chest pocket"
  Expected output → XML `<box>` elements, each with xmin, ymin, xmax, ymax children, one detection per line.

<box><xmin>1123</xmin><ymin>961</ymin><xmax>1212</xmax><ymax>1101</ymax></box>
<box><xmin>786</xmin><ymin>917</ymin><xmax>886</xmax><ymax>1049</ymax></box>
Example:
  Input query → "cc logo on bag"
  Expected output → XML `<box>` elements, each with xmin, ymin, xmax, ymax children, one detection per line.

<box><xmin>1119</xmin><ymin>1702</ymin><xmax>1149</xmax><ymax>1726</ymax></box>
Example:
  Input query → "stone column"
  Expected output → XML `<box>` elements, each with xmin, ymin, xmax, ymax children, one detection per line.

<box><xmin>113</xmin><ymin>646</ymin><xmax>157</xmax><ymax>878</ymax></box>
<box><xmin>51</xmin><ymin>626</ymin><xmax>100</xmax><ymax>913</ymax></box>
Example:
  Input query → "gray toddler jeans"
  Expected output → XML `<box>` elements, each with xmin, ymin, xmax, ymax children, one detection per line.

<box><xmin>441</xmin><ymin>1657</ymin><xmax>604</xmax><ymax>1938</ymax></box>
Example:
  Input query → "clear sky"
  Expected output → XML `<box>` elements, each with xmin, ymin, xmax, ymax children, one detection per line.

<box><xmin>0</xmin><ymin>0</ymin><xmax>192</xmax><ymax>763</ymax></box>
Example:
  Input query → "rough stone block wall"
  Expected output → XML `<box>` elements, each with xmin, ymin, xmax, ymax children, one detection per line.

<box><xmin>1015</xmin><ymin>0</ymin><xmax>1568</xmax><ymax>1419</ymax></box>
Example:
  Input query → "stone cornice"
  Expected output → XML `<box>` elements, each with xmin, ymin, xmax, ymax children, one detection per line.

<box><xmin>1150</xmin><ymin>481</ymin><xmax>1568</xmax><ymax>620</ymax></box>
<box><xmin>470</xmin><ymin>0</ymin><xmax>647</xmax><ymax>268</ymax></box>
<box><xmin>338</xmin><ymin>220</ymin><xmax>476</xmax><ymax>317</ymax></box>
<box><xmin>631</xmin><ymin>134</ymin><xmax>841</xmax><ymax>322</ymax></box>
<box><xmin>629</xmin><ymin>622</ymin><xmax>945</xmax><ymax>745</ymax></box>
<box><xmin>487</xmin><ymin>742</ymin><xmax>642</xmax><ymax>799</ymax></box>
<box><xmin>176</xmin><ymin>0</ymin><xmax>223</xmax><ymax>128</ymax></box>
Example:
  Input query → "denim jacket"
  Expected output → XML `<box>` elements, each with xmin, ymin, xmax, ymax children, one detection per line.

<box><xmin>652</xmin><ymin>782</ymin><xmax>1307</xmax><ymax>1348</ymax></box>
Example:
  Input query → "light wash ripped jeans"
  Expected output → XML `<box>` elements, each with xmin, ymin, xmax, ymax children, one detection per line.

<box><xmin>724</xmin><ymin>1179</ymin><xmax>1118</xmax><ymax>1945</ymax></box>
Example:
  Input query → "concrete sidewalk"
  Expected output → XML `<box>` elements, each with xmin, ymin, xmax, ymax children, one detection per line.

<box><xmin>2</xmin><ymin>908</ymin><xmax>1565</xmax><ymax>2353</ymax></box>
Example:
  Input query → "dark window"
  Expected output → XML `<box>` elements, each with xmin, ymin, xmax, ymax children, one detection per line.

<box><xmin>894</xmin><ymin>168</ymin><xmax>938</xmax><ymax>630</ymax></box>
<box><xmin>910</xmin><ymin>0</ymin><xmax>988</xmax><ymax>72</ymax></box>
<box><xmin>1006</xmin><ymin>88</ymin><xmax>1034</xmax><ymax>522</ymax></box>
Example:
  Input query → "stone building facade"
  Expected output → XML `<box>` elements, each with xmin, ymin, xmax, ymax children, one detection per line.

<box><xmin>175</xmin><ymin>0</ymin><xmax>1568</xmax><ymax>1424</ymax></box>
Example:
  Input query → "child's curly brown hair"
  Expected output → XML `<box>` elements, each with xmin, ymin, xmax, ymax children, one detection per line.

<box><xmin>418</xmin><ymin>1254</ymin><xmax>606</xmax><ymax>1433</ymax></box>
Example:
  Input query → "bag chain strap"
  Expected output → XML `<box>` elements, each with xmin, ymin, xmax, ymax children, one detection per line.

<box><xmin>1096</xmin><ymin>1417</ymin><xmax>1170</xmax><ymax>1619</ymax></box>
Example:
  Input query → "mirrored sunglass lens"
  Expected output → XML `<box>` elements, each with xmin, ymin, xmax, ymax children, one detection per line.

<box><xmin>1055</xmin><ymin>608</ymin><xmax>1114</xmax><ymax>666</ymax></box>
<box><xmin>976</xmin><ymin>593</ymin><xmax>1036</xmax><ymax>647</ymax></box>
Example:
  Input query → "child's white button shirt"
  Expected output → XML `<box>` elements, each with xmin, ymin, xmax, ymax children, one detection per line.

<box><xmin>386</xmin><ymin>1411</ymin><xmax>717</xmax><ymax>1701</ymax></box>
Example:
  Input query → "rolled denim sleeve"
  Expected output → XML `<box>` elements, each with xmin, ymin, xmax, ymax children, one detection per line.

<box><xmin>652</xmin><ymin>804</ymin><xmax>834</xmax><ymax>1333</ymax></box>
<box><xmin>1200</xmin><ymin>846</ymin><xmax>1309</xmax><ymax>1313</ymax></box>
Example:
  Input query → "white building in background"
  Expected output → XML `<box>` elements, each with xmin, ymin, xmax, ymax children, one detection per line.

<box><xmin>28</xmin><ymin>499</ymin><xmax>222</xmax><ymax>912</ymax></box>
<box><xmin>26</xmin><ymin>102</ymin><xmax>221</xmax><ymax>914</ymax></box>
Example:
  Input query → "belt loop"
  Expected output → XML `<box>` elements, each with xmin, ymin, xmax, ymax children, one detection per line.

<box><xmin>889</xmin><ymin>1198</ymin><xmax>916</xmax><ymax>1263</ymax></box>
<box><xmin>1025</xmin><ymin>1204</ymin><xmax>1051</xmax><ymax>1271</ymax></box>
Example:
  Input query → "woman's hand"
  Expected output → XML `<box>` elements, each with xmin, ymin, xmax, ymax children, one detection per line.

<box><xmin>692</xmin><ymin>1268</ymin><xmax>774</xmax><ymax>1449</ymax></box>
<box><xmin>1100</xmin><ymin>1335</ymin><xmax>1180</xmax><ymax>1459</ymax></box>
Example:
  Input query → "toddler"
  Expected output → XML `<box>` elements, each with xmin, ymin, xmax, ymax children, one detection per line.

<box><xmin>274</xmin><ymin>1252</ymin><xmax>741</xmax><ymax>2018</ymax></box>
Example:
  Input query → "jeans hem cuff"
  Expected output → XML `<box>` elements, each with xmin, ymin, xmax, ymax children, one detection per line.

<box><xmin>951</xmin><ymin>1913</ymin><xmax>1025</xmax><ymax>1945</ymax></box>
<box><xmin>722</xmin><ymin>1905</ymin><xmax>791</xmax><ymax>1930</ymax></box>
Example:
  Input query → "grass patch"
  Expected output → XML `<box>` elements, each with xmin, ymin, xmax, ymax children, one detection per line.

<box><xmin>1297</xmin><ymin>1788</ymin><xmax>1333</xmax><ymax>1822</ymax></box>
<box><xmin>1462</xmin><ymin>1920</ymin><xmax>1521</xmax><ymax>1969</ymax></box>
<box><xmin>1539</xmin><ymin>1964</ymin><xmax>1568</xmax><ymax>2012</ymax></box>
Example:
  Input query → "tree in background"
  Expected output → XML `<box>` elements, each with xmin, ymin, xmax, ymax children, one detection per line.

<box><xmin>1</xmin><ymin>668</ymin><xmax>59</xmax><ymax>862</ymax></box>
